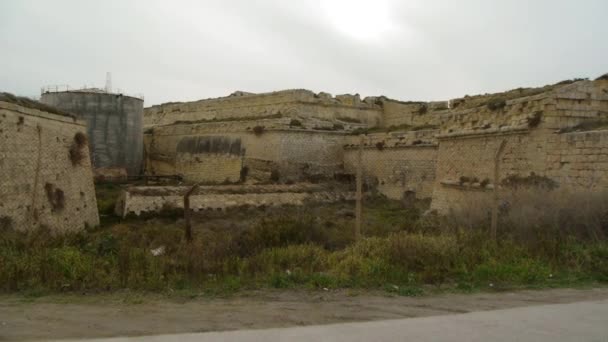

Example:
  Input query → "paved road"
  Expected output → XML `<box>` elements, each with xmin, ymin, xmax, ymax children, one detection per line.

<box><xmin>57</xmin><ymin>299</ymin><xmax>608</xmax><ymax>342</ymax></box>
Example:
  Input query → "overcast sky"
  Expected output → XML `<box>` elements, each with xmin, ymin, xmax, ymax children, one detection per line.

<box><xmin>1</xmin><ymin>0</ymin><xmax>606</xmax><ymax>106</ymax></box>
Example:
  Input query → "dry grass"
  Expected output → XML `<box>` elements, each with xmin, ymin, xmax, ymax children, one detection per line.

<box><xmin>1</xmin><ymin>190</ymin><xmax>606</xmax><ymax>294</ymax></box>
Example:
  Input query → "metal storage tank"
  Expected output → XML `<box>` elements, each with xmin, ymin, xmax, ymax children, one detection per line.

<box><xmin>40</xmin><ymin>88</ymin><xmax>144</xmax><ymax>175</ymax></box>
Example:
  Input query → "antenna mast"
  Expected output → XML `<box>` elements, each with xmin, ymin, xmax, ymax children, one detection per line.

<box><xmin>105</xmin><ymin>72</ymin><xmax>112</xmax><ymax>93</ymax></box>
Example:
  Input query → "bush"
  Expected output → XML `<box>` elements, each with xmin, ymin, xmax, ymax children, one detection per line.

<box><xmin>243</xmin><ymin>244</ymin><xmax>328</xmax><ymax>275</ymax></box>
<box><xmin>253</xmin><ymin>126</ymin><xmax>265</xmax><ymax>136</ymax></box>
<box><xmin>417</xmin><ymin>104</ymin><xmax>428</xmax><ymax>115</ymax></box>
<box><xmin>289</xmin><ymin>119</ymin><xmax>302</xmax><ymax>127</ymax></box>
<box><xmin>486</xmin><ymin>98</ymin><xmax>507</xmax><ymax>111</ymax></box>
<box><xmin>44</xmin><ymin>183</ymin><xmax>65</xmax><ymax>212</ymax></box>
<box><xmin>233</xmin><ymin>216</ymin><xmax>319</xmax><ymax>256</ymax></box>
<box><xmin>501</xmin><ymin>173</ymin><xmax>558</xmax><ymax>190</ymax></box>
<box><xmin>270</xmin><ymin>169</ymin><xmax>280</xmax><ymax>182</ymax></box>
<box><xmin>1</xmin><ymin>192</ymin><xmax>607</xmax><ymax>295</ymax></box>
<box><xmin>596</xmin><ymin>74</ymin><xmax>608</xmax><ymax>81</ymax></box>
<box><xmin>527</xmin><ymin>111</ymin><xmax>543</xmax><ymax>128</ymax></box>
<box><xmin>240</xmin><ymin>166</ymin><xmax>249</xmax><ymax>183</ymax></box>
<box><xmin>69</xmin><ymin>132</ymin><xmax>88</xmax><ymax>166</ymax></box>
<box><xmin>388</xmin><ymin>233</ymin><xmax>459</xmax><ymax>284</ymax></box>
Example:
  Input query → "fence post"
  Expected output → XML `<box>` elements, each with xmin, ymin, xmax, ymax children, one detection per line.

<box><xmin>184</xmin><ymin>183</ymin><xmax>201</xmax><ymax>242</ymax></box>
<box><xmin>491</xmin><ymin>139</ymin><xmax>507</xmax><ymax>242</ymax></box>
<box><xmin>355</xmin><ymin>134</ymin><xmax>363</xmax><ymax>241</ymax></box>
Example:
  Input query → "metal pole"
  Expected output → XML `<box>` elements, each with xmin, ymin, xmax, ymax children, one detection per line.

<box><xmin>355</xmin><ymin>134</ymin><xmax>363</xmax><ymax>241</ymax></box>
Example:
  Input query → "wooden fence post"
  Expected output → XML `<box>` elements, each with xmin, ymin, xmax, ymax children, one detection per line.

<box><xmin>491</xmin><ymin>140</ymin><xmax>507</xmax><ymax>242</ymax></box>
<box><xmin>355</xmin><ymin>134</ymin><xmax>363</xmax><ymax>241</ymax></box>
<box><xmin>184</xmin><ymin>183</ymin><xmax>201</xmax><ymax>242</ymax></box>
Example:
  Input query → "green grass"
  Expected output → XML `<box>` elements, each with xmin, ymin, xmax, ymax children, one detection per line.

<box><xmin>1</xmin><ymin>194</ymin><xmax>607</xmax><ymax>297</ymax></box>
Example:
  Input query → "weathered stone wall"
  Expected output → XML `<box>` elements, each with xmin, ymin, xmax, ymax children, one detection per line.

<box><xmin>429</xmin><ymin>79</ymin><xmax>608</xmax><ymax>213</ymax></box>
<box><xmin>380</xmin><ymin>99</ymin><xmax>448</xmax><ymax>129</ymax></box>
<box><xmin>116</xmin><ymin>184</ymin><xmax>354</xmax><ymax>217</ymax></box>
<box><xmin>145</xmin><ymin>124</ymin><xmax>347</xmax><ymax>183</ymax></box>
<box><xmin>430</xmin><ymin>131</ymin><xmax>536</xmax><ymax>213</ymax></box>
<box><xmin>144</xmin><ymin>89</ymin><xmax>382</xmax><ymax>128</ymax></box>
<box><xmin>344</xmin><ymin>131</ymin><xmax>438</xmax><ymax>200</ymax></box>
<box><xmin>141</xmin><ymin>79</ymin><xmax>608</xmax><ymax>213</ymax></box>
<box><xmin>0</xmin><ymin>101</ymin><xmax>99</xmax><ymax>232</ymax></box>
<box><xmin>546</xmin><ymin>130</ymin><xmax>608</xmax><ymax>190</ymax></box>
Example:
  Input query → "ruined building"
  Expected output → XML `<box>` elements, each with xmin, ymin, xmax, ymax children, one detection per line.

<box><xmin>0</xmin><ymin>94</ymin><xmax>99</xmax><ymax>232</ymax></box>
<box><xmin>139</xmin><ymin>76</ymin><xmax>608</xmax><ymax>214</ymax></box>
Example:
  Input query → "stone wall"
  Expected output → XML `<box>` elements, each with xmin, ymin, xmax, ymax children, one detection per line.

<box><xmin>145</xmin><ymin>124</ymin><xmax>347</xmax><ymax>183</ymax></box>
<box><xmin>430</xmin><ymin>131</ymin><xmax>536</xmax><ymax>213</ymax></box>
<box><xmin>144</xmin><ymin>89</ymin><xmax>382</xmax><ymax>128</ymax></box>
<box><xmin>116</xmin><ymin>184</ymin><xmax>354</xmax><ymax>217</ymax></box>
<box><xmin>380</xmin><ymin>99</ymin><xmax>448</xmax><ymax>129</ymax></box>
<box><xmin>344</xmin><ymin>131</ymin><xmax>438</xmax><ymax>200</ymax></box>
<box><xmin>141</xmin><ymin>78</ymin><xmax>608</xmax><ymax>214</ymax></box>
<box><xmin>430</xmin><ymin>79</ymin><xmax>608</xmax><ymax>213</ymax></box>
<box><xmin>0</xmin><ymin>101</ymin><xmax>99</xmax><ymax>232</ymax></box>
<box><xmin>547</xmin><ymin>130</ymin><xmax>608</xmax><ymax>190</ymax></box>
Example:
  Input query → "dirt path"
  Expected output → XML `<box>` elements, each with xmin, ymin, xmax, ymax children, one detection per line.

<box><xmin>1</xmin><ymin>288</ymin><xmax>608</xmax><ymax>341</ymax></box>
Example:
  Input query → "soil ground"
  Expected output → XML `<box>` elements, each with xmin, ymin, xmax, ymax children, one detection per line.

<box><xmin>2</xmin><ymin>287</ymin><xmax>608</xmax><ymax>341</ymax></box>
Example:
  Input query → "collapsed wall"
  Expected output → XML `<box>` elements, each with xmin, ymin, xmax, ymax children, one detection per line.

<box><xmin>116</xmin><ymin>184</ymin><xmax>354</xmax><ymax>217</ymax></box>
<box><xmin>0</xmin><ymin>95</ymin><xmax>99</xmax><ymax>232</ymax></box>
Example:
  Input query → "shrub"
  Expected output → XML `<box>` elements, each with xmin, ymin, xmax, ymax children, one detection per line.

<box><xmin>458</xmin><ymin>176</ymin><xmax>471</xmax><ymax>185</ymax></box>
<box><xmin>350</xmin><ymin>128</ymin><xmax>369</xmax><ymax>135</ymax></box>
<box><xmin>375</xmin><ymin>141</ymin><xmax>385</xmax><ymax>151</ymax></box>
<box><xmin>333</xmin><ymin>123</ymin><xmax>344</xmax><ymax>130</ymax></box>
<box><xmin>487</xmin><ymin>98</ymin><xmax>507</xmax><ymax>111</ymax></box>
<box><xmin>240</xmin><ymin>166</ymin><xmax>249</xmax><ymax>183</ymax></box>
<box><xmin>74</xmin><ymin>132</ymin><xmax>87</xmax><ymax>147</ymax></box>
<box><xmin>44</xmin><ymin>183</ymin><xmax>65</xmax><ymax>211</ymax></box>
<box><xmin>556</xmin><ymin>78</ymin><xmax>587</xmax><ymax>85</ymax></box>
<box><xmin>243</xmin><ymin>244</ymin><xmax>329</xmax><ymax>275</ymax></box>
<box><xmin>253</xmin><ymin>126</ymin><xmax>265</xmax><ymax>136</ymax></box>
<box><xmin>270</xmin><ymin>169</ymin><xmax>280</xmax><ymax>182</ymax></box>
<box><xmin>387</xmin><ymin>233</ymin><xmax>459</xmax><ymax>284</ymax></box>
<box><xmin>289</xmin><ymin>119</ymin><xmax>302</xmax><ymax>127</ymax></box>
<box><xmin>337</xmin><ymin>117</ymin><xmax>362</xmax><ymax>124</ymax></box>
<box><xmin>69</xmin><ymin>132</ymin><xmax>88</xmax><ymax>166</ymax></box>
<box><xmin>0</xmin><ymin>216</ymin><xmax>13</xmax><ymax>230</ymax></box>
<box><xmin>233</xmin><ymin>216</ymin><xmax>320</xmax><ymax>256</ymax></box>
<box><xmin>527</xmin><ymin>111</ymin><xmax>543</xmax><ymax>128</ymax></box>
<box><xmin>501</xmin><ymin>173</ymin><xmax>558</xmax><ymax>190</ymax></box>
<box><xmin>417</xmin><ymin>104</ymin><xmax>428</xmax><ymax>115</ymax></box>
<box><xmin>596</xmin><ymin>73</ymin><xmax>608</xmax><ymax>81</ymax></box>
